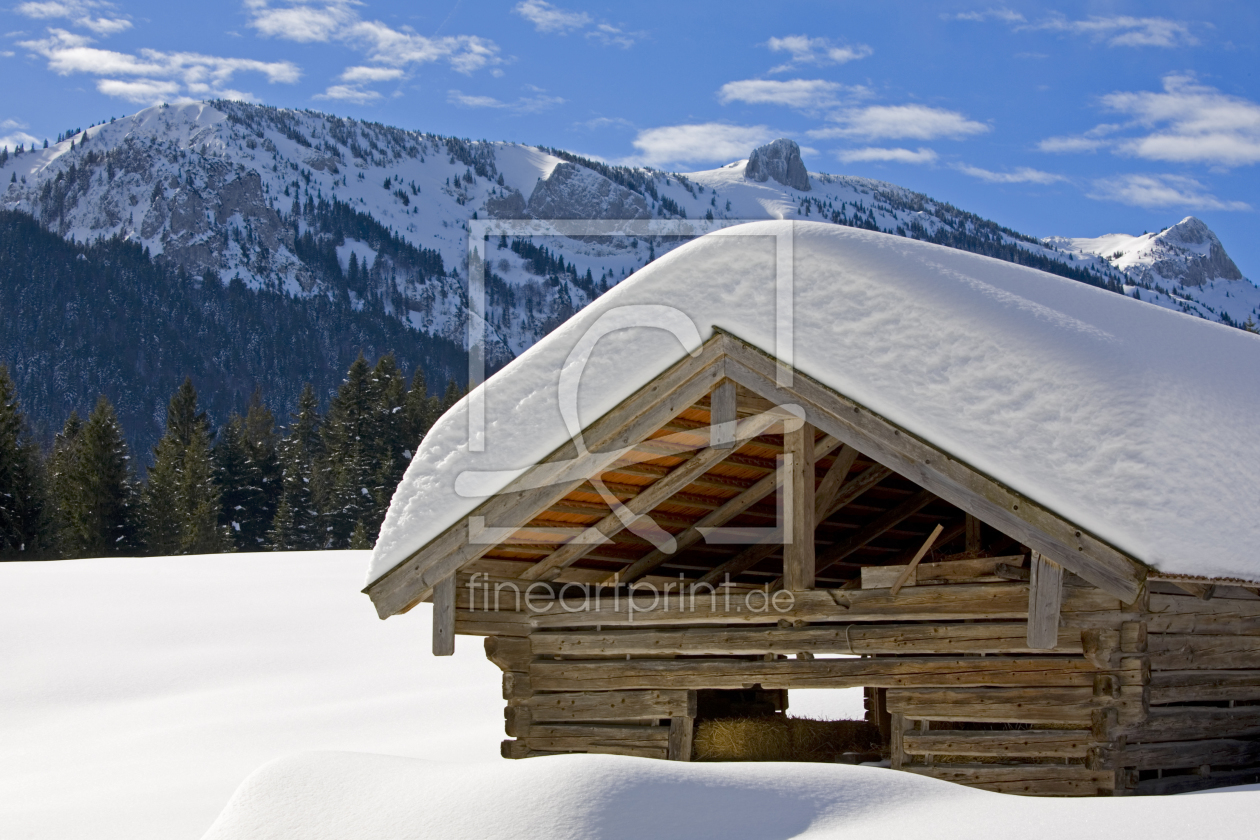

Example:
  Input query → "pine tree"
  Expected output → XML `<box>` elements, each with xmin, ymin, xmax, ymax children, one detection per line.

<box><xmin>403</xmin><ymin>367</ymin><xmax>438</xmax><ymax>452</ymax></box>
<box><xmin>0</xmin><ymin>364</ymin><xmax>54</xmax><ymax>558</ymax></box>
<box><xmin>318</xmin><ymin>354</ymin><xmax>378</xmax><ymax>548</ymax></box>
<box><xmin>366</xmin><ymin>354</ymin><xmax>409</xmax><ymax>542</ymax></box>
<box><xmin>57</xmin><ymin>396</ymin><xmax>140</xmax><ymax>557</ymax></box>
<box><xmin>142</xmin><ymin>378</ymin><xmax>226</xmax><ymax>555</ymax></box>
<box><xmin>270</xmin><ymin>384</ymin><xmax>323</xmax><ymax>550</ymax></box>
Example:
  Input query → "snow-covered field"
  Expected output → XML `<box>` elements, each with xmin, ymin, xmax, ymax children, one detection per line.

<box><xmin>3</xmin><ymin>551</ymin><xmax>1260</xmax><ymax>840</ymax></box>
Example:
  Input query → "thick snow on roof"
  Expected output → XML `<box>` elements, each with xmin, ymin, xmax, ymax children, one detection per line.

<box><xmin>370</xmin><ymin>221</ymin><xmax>1260</xmax><ymax>586</ymax></box>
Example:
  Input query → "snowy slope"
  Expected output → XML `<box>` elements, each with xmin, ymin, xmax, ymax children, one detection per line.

<box><xmin>1047</xmin><ymin>217</ymin><xmax>1260</xmax><ymax>328</ymax></box>
<box><xmin>0</xmin><ymin>550</ymin><xmax>860</xmax><ymax>840</ymax></box>
<box><xmin>372</xmin><ymin>221</ymin><xmax>1260</xmax><ymax>587</ymax></box>
<box><xmin>9</xmin><ymin>101</ymin><xmax>1250</xmax><ymax>379</ymax></box>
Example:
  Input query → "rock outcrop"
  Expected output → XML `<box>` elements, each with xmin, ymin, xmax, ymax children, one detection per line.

<box><xmin>744</xmin><ymin>139</ymin><xmax>811</xmax><ymax>192</ymax></box>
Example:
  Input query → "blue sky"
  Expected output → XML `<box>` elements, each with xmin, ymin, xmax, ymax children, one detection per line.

<box><xmin>3</xmin><ymin>0</ymin><xmax>1259</xmax><ymax>277</ymax></box>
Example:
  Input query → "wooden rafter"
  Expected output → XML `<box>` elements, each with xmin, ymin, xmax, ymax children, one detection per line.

<box><xmin>814</xmin><ymin>489</ymin><xmax>936</xmax><ymax>577</ymax></box>
<box><xmin>518</xmin><ymin>403</ymin><xmax>795</xmax><ymax>582</ymax></box>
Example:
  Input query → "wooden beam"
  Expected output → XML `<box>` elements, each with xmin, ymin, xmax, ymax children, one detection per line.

<box><xmin>365</xmin><ymin>337</ymin><xmax>727</xmax><ymax>618</ymax></box>
<box><xmin>710</xmin><ymin>380</ymin><xmax>737</xmax><ymax>449</ymax></box>
<box><xmin>815</xmin><ymin>488</ymin><xmax>935</xmax><ymax>576</ymax></box>
<box><xmin>719</xmin><ymin>338</ymin><xmax>1145</xmax><ymax>601</ymax></box>
<box><xmin>1027</xmin><ymin>551</ymin><xmax>1064</xmax><ymax>650</ymax></box>
<box><xmin>612</xmin><ymin>435</ymin><xmax>841</xmax><ymax>585</ymax></box>
<box><xmin>432</xmin><ymin>574</ymin><xmax>456</xmax><ymax>656</ymax></box>
<box><xmin>814</xmin><ymin>445</ymin><xmax>859</xmax><ymax>521</ymax></box>
<box><xmin>821</xmin><ymin>464</ymin><xmax>893</xmax><ymax>520</ymax></box>
<box><xmin>519</xmin><ymin>407</ymin><xmax>792</xmax><ymax>582</ymax></box>
<box><xmin>890</xmin><ymin>523</ymin><xmax>944</xmax><ymax>597</ymax></box>
<box><xmin>782</xmin><ymin>421</ymin><xmax>816</xmax><ymax>591</ymax></box>
<box><xmin>965</xmin><ymin>514</ymin><xmax>983</xmax><ymax>554</ymax></box>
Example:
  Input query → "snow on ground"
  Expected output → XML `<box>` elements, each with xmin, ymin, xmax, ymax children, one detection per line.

<box><xmin>202</xmin><ymin>750</ymin><xmax>1260</xmax><ymax>840</ymax></box>
<box><xmin>4</xmin><ymin>551</ymin><xmax>1260</xmax><ymax>840</ymax></box>
<box><xmin>0</xmin><ymin>551</ymin><xmax>505</xmax><ymax>840</ymax></box>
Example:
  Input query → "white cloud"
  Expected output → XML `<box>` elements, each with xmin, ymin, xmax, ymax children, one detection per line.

<box><xmin>717</xmin><ymin>79</ymin><xmax>856</xmax><ymax>110</ymax></box>
<box><xmin>15</xmin><ymin>0</ymin><xmax>131</xmax><ymax>37</ymax></box>
<box><xmin>1032</xmin><ymin>15</ymin><xmax>1198</xmax><ymax>48</ymax></box>
<box><xmin>765</xmin><ymin>35</ymin><xmax>871</xmax><ymax>73</ymax></box>
<box><xmin>1101</xmin><ymin>74</ymin><xmax>1260</xmax><ymax>167</ymax></box>
<box><xmin>628</xmin><ymin>123</ymin><xmax>779</xmax><ymax>167</ymax></box>
<box><xmin>586</xmin><ymin>23</ymin><xmax>638</xmax><ymax>48</ymax></box>
<box><xmin>947</xmin><ymin>8</ymin><xmax>1025</xmax><ymax>23</ymax></box>
<box><xmin>0</xmin><ymin>118</ymin><xmax>40</xmax><ymax>149</ymax></box>
<box><xmin>836</xmin><ymin>146</ymin><xmax>938</xmax><ymax>164</ymax></box>
<box><xmin>246</xmin><ymin>1</ymin><xmax>502</xmax><ymax>84</ymax></box>
<box><xmin>19</xmin><ymin>27</ymin><xmax>300</xmax><ymax>105</ymax></box>
<box><xmin>339</xmin><ymin>65</ymin><xmax>403</xmax><ymax>83</ymax></box>
<box><xmin>315</xmin><ymin>84</ymin><xmax>382</xmax><ymax>104</ymax></box>
<box><xmin>955</xmin><ymin>164</ymin><xmax>1065</xmax><ymax>184</ymax></box>
<box><xmin>513</xmin><ymin>0</ymin><xmax>591</xmax><ymax>33</ymax></box>
<box><xmin>812</xmin><ymin>104</ymin><xmax>989</xmax><ymax>141</ymax></box>
<box><xmin>448</xmin><ymin>89</ymin><xmax>565</xmax><ymax>114</ymax></box>
<box><xmin>1088</xmin><ymin>174</ymin><xmax>1250</xmax><ymax>210</ymax></box>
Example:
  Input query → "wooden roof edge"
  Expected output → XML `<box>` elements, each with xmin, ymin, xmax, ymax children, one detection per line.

<box><xmin>1148</xmin><ymin>573</ymin><xmax>1260</xmax><ymax>588</ymax></box>
<box><xmin>363</xmin><ymin>332</ymin><xmax>733</xmax><ymax>619</ymax></box>
<box><xmin>715</xmin><ymin>330</ymin><xmax>1148</xmax><ymax>603</ymax></box>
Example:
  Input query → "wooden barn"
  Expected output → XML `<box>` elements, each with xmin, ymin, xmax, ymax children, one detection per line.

<box><xmin>364</xmin><ymin>222</ymin><xmax>1260</xmax><ymax>797</ymax></box>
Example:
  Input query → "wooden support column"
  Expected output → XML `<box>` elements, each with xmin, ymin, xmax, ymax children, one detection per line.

<box><xmin>1027</xmin><ymin>552</ymin><xmax>1064</xmax><ymax>650</ymax></box>
<box><xmin>710</xmin><ymin>380</ymin><xmax>737</xmax><ymax>449</ymax></box>
<box><xmin>432</xmin><ymin>574</ymin><xmax>456</xmax><ymax>656</ymax></box>
<box><xmin>668</xmin><ymin>691</ymin><xmax>698</xmax><ymax>761</ymax></box>
<box><xmin>966</xmin><ymin>514</ymin><xmax>983</xmax><ymax>554</ymax></box>
<box><xmin>782</xmin><ymin>421</ymin><xmax>815</xmax><ymax>591</ymax></box>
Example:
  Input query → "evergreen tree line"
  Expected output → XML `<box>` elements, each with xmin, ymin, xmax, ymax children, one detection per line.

<box><xmin>0</xmin><ymin>355</ymin><xmax>462</xmax><ymax>560</ymax></box>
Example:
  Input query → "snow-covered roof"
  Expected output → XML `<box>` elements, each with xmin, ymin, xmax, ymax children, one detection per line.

<box><xmin>370</xmin><ymin>221</ymin><xmax>1260</xmax><ymax>588</ymax></box>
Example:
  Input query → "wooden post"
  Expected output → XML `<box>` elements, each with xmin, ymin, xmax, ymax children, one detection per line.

<box><xmin>965</xmin><ymin>514</ymin><xmax>982</xmax><ymax>554</ymax></box>
<box><xmin>890</xmin><ymin>523</ymin><xmax>944</xmax><ymax>597</ymax></box>
<box><xmin>432</xmin><ymin>574</ymin><xmax>456</xmax><ymax>656</ymax></box>
<box><xmin>782</xmin><ymin>421</ymin><xmax>815</xmax><ymax>591</ymax></box>
<box><xmin>669</xmin><ymin>690</ymin><xmax>697</xmax><ymax>761</ymax></box>
<box><xmin>1027</xmin><ymin>551</ymin><xmax>1064</xmax><ymax>650</ymax></box>
<box><xmin>710</xmin><ymin>380</ymin><xmax>737</xmax><ymax>450</ymax></box>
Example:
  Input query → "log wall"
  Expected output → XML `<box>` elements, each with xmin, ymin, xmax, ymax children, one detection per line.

<box><xmin>466</xmin><ymin>575</ymin><xmax>1260</xmax><ymax>795</ymax></box>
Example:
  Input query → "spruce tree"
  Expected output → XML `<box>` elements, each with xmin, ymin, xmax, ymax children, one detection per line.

<box><xmin>403</xmin><ymin>367</ymin><xmax>438</xmax><ymax>453</ymax></box>
<box><xmin>269</xmin><ymin>385</ymin><xmax>321</xmax><ymax>550</ymax></box>
<box><xmin>319</xmin><ymin>354</ymin><xmax>378</xmax><ymax>548</ymax></box>
<box><xmin>58</xmin><ymin>396</ymin><xmax>140</xmax><ymax>557</ymax></box>
<box><xmin>0</xmin><ymin>364</ymin><xmax>53</xmax><ymax>558</ymax></box>
<box><xmin>142</xmin><ymin>379</ymin><xmax>226</xmax><ymax>555</ymax></box>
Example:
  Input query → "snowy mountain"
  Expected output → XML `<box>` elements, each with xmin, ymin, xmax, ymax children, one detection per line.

<box><xmin>1</xmin><ymin>100</ymin><xmax>1254</xmax><ymax>383</ymax></box>
<box><xmin>1046</xmin><ymin>218</ymin><xmax>1260</xmax><ymax>328</ymax></box>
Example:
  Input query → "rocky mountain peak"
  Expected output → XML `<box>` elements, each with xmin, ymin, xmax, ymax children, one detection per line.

<box><xmin>744</xmin><ymin>138</ymin><xmax>811</xmax><ymax>192</ymax></box>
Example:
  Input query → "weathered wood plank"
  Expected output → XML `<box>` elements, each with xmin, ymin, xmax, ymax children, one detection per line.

<box><xmin>1132</xmin><ymin>768</ymin><xmax>1260</xmax><ymax>796</ymax></box>
<box><xmin>1118</xmin><ymin>707</ymin><xmax>1260</xmax><ymax>742</ymax></box>
<box><xmin>1095</xmin><ymin>738</ymin><xmax>1260</xmax><ymax>771</ymax></box>
<box><xmin>721</xmin><ymin>341</ymin><xmax>1144</xmax><ymax>601</ymax></box>
<box><xmin>530</xmin><ymin>622</ymin><xmax>1086</xmax><ymax>657</ymax></box>
<box><xmin>710</xmin><ymin>380</ymin><xmax>737</xmax><ymax>449</ymax></box>
<box><xmin>862</xmin><ymin>555</ymin><xmax>1026</xmax><ymax>590</ymax></box>
<box><xmin>902</xmin><ymin>729</ymin><xmax>1092</xmax><ymax>758</ymax></box>
<box><xmin>526</xmin><ymin>689</ymin><xmax>695</xmax><ymax>722</ymax></box>
<box><xmin>530</xmin><ymin>657</ymin><xmax>1107</xmax><ymax>692</ymax></box>
<box><xmin>887</xmin><ymin>686</ymin><xmax>1146</xmax><ymax>724</ymax></box>
<box><xmin>366</xmin><ymin>337</ymin><xmax>727</xmax><ymax>618</ymax></box>
<box><xmin>1148</xmin><ymin>634</ymin><xmax>1260</xmax><ymax>670</ymax></box>
<box><xmin>902</xmin><ymin>764</ymin><xmax>1114</xmax><ymax>796</ymax></box>
<box><xmin>1148</xmin><ymin>592</ymin><xmax>1260</xmax><ymax>634</ymax></box>
<box><xmin>432</xmin><ymin>575</ymin><xmax>456</xmax><ymax>656</ymax></box>
<box><xmin>891</xmin><ymin>524</ymin><xmax>944</xmax><ymax>597</ymax></box>
<box><xmin>1028</xmin><ymin>553</ymin><xmax>1064</xmax><ymax>650</ymax></box>
<box><xmin>484</xmin><ymin>635</ymin><xmax>532</xmax><ymax>671</ymax></box>
<box><xmin>526</xmin><ymin>581</ymin><xmax>1127</xmax><ymax>629</ymax></box>
<box><xmin>669</xmin><ymin>713</ymin><xmax>695</xmax><ymax>761</ymax></box>
<box><xmin>814</xmin><ymin>445</ymin><xmax>859</xmax><ymax>521</ymax></box>
<box><xmin>1149</xmin><ymin>671</ymin><xmax>1260</xmax><ymax>704</ymax></box>
<box><xmin>782</xmin><ymin>420</ymin><xmax>816</xmax><ymax>591</ymax></box>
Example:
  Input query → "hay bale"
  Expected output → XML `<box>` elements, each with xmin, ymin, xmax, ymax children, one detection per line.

<box><xmin>693</xmin><ymin>716</ymin><xmax>881</xmax><ymax>763</ymax></box>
